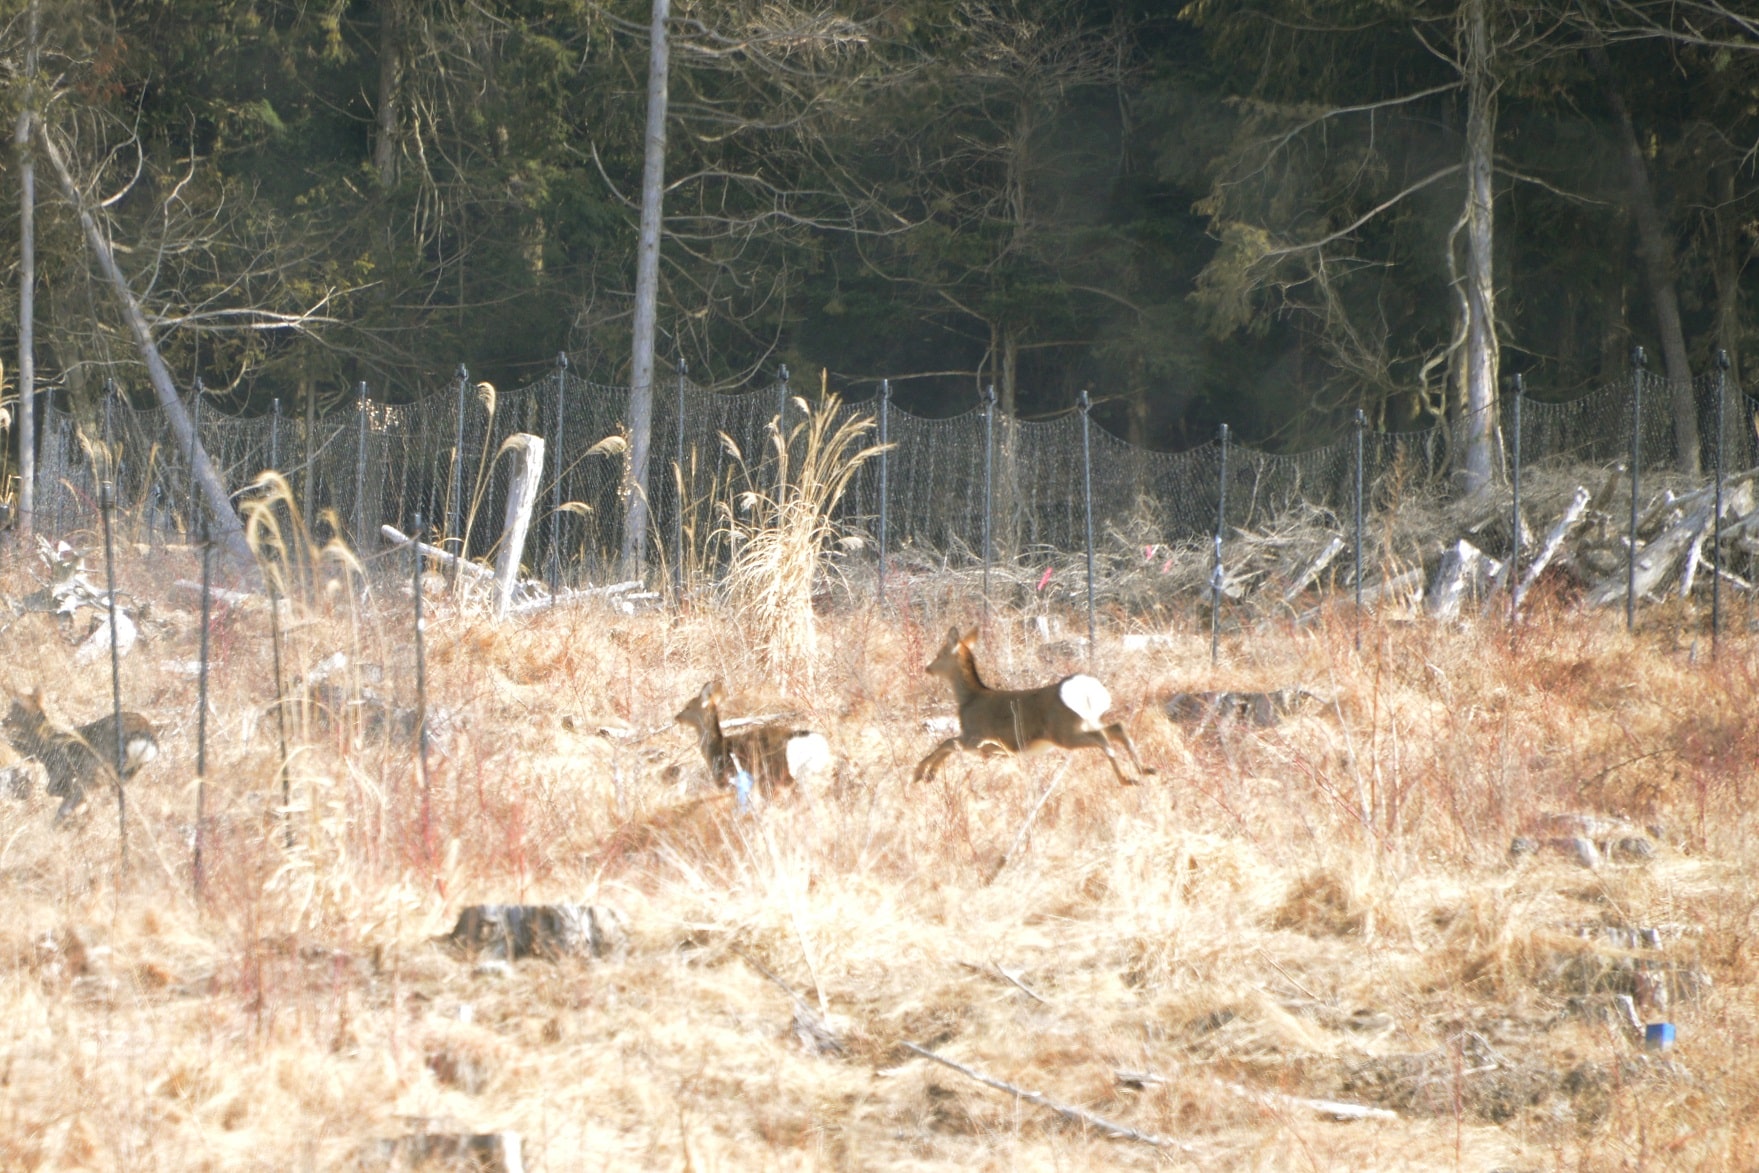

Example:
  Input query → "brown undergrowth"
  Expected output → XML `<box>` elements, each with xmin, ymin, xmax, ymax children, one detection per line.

<box><xmin>0</xmin><ymin>531</ymin><xmax>1757</xmax><ymax>1170</ymax></box>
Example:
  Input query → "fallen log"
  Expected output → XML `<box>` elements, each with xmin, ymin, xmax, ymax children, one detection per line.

<box><xmin>1281</xmin><ymin>535</ymin><xmax>1345</xmax><ymax>602</ymax></box>
<box><xmin>379</xmin><ymin>525</ymin><xmax>495</xmax><ymax>581</ymax></box>
<box><xmin>1427</xmin><ymin>540</ymin><xmax>1502</xmax><ymax>620</ymax></box>
<box><xmin>1586</xmin><ymin>496</ymin><xmax>1714</xmax><ymax>607</ymax></box>
<box><xmin>501</xmin><ymin>581</ymin><xmax>651</xmax><ymax>616</ymax></box>
<box><xmin>1514</xmin><ymin>486</ymin><xmax>1590</xmax><ymax>608</ymax></box>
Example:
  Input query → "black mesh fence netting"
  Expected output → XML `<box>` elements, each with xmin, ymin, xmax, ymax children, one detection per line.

<box><xmin>25</xmin><ymin>357</ymin><xmax>1757</xmax><ymax>593</ymax></box>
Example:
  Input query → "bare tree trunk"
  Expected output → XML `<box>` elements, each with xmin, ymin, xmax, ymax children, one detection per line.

<box><xmin>1594</xmin><ymin>50</ymin><xmax>1700</xmax><ymax>474</ymax></box>
<box><xmin>623</xmin><ymin>0</ymin><xmax>670</xmax><ymax>573</ymax></box>
<box><xmin>1459</xmin><ymin>0</ymin><xmax>1499</xmax><ymax>498</ymax></box>
<box><xmin>374</xmin><ymin>0</ymin><xmax>404</xmax><ymax>189</ymax></box>
<box><xmin>13</xmin><ymin>0</ymin><xmax>36</xmax><ymax>537</ymax></box>
<box><xmin>36</xmin><ymin>122</ymin><xmax>255</xmax><ymax>571</ymax></box>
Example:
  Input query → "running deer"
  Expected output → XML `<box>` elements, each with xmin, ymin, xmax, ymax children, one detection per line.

<box><xmin>913</xmin><ymin>627</ymin><xmax>1152</xmax><ymax>785</ymax></box>
<box><xmin>2</xmin><ymin>688</ymin><xmax>160</xmax><ymax>823</ymax></box>
<box><xmin>674</xmin><ymin>680</ymin><xmax>832</xmax><ymax>807</ymax></box>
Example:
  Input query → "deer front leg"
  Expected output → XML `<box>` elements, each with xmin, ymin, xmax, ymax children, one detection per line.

<box><xmin>913</xmin><ymin>737</ymin><xmax>962</xmax><ymax>784</ymax></box>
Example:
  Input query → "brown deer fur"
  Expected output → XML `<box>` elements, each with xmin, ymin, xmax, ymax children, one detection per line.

<box><xmin>2</xmin><ymin>689</ymin><xmax>159</xmax><ymax>822</ymax></box>
<box><xmin>913</xmin><ymin>627</ymin><xmax>1151</xmax><ymax>785</ymax></box>
<box><xmin>674</xmin><ymin>681</ymin><xmax>830</xmax><ymax>800</ymax></box>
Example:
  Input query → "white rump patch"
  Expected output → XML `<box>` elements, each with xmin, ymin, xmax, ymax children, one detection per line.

<box><xmin>125</xmin><ymin>736</ymin><xmax>159</xmax><ymax>771</ymax></box>
<box><xmin>1057</xmin><ymin>675</ymin><xmax>1112</xmax><ymax>727</ymax></box>
<box><xmin>785</xmin><ymin>732</ymin><xmax>833</xmax><ymax>785</ymax></box>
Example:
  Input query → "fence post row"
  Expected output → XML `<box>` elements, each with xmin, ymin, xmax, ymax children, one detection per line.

<box><xmin>1079</xmin><ymin>388</ymin><xmax>1096</xmax><ymax>655</ymax></box>
<box><xmin>28</xmin><ymin>354</ymin><xmax>1759</xmax><ymax>645</ymax></box>
<box><xmin>1627</xmin><ymin>347</ymin><xmax>1646</xmax><ymax>631</ymax></box>
<box><xmin>876</xmin><ymin>378</ymin><xmax>890</xmax><ymax>600</ymax></box>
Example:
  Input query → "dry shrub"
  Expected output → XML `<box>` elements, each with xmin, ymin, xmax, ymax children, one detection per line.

<box><xmin>717</xmin><ymin>395</ymin><xmax>885</xmax><ymax>687</ymax></box>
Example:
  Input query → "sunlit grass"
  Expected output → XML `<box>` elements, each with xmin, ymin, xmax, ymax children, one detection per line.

<box><xmin>0</xmin><ymin>511</ymin><xmax>1755</xmax><ymax>1169</ymax></box>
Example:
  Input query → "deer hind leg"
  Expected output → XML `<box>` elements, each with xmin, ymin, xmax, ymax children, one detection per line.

<box><xmin>913</xmin><ymin>737</ymin><xmax>962</xmax><ymax>784</ymax></box>
<box><xmin>1100</xmin><ymin>722</ymin><xmax>1154</xmax><ymax>784</ymax></box>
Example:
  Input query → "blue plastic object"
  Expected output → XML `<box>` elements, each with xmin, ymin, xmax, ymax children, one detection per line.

<box><xmin>1644</xmin><ymin>1022</ymin><xmax>1676</xmax><ymax>1051</ymax></box>
<box><xmin>731</xmin><ymin>765</ymin><xmax>755</xmax><ymax>813</ymax></box>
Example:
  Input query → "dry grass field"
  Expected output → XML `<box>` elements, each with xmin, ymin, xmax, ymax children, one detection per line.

<box><xmin>2</xmin><ymin>527</ymin><xmax>1757</xmax><ymax>1171</ymax></box>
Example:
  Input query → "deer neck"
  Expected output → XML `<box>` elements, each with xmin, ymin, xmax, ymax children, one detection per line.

<box><xmin>945</xmin><ymin>647</ymin><xmax>989</xmax><ymax>707</ymax></box>
<box><xmin>694</xmin><ymin>710</ymin><xmax>732</xmax><ymax>775</ymax></box>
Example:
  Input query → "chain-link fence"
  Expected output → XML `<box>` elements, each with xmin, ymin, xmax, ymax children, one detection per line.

<box><xmin>25</xmin><ymin>353</ymin><xmax>1756</xmax><ymax>591</ymax></box>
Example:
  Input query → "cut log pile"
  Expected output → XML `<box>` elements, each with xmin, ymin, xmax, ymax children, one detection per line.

<box><xmin>1199</xmin><ymin>465</ymin><xmax>1759</xmax><ymax>618</ymax></box>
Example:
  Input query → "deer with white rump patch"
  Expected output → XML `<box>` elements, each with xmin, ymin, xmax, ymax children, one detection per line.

<box><xmin>675</xmin><ymin>680</ymin><xmax>832</xmax><ymax>808</ymax></box>
<box><xmin>913</xmin><ymin>627</ymin><xmax>1153</xmax><ymax>785</ymax></box>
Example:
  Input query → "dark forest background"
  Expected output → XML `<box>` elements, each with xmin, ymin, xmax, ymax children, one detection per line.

<box><xmin>2</xmin><ymin>0</ymin><xmax>1755</xmax><ymax>453</ymax></box>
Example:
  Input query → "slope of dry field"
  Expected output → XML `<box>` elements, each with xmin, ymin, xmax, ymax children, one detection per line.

<box><xmin>1</xmin><ymin>540</ymin><xmax>1756</xmax><ymax>1171</ymax></box>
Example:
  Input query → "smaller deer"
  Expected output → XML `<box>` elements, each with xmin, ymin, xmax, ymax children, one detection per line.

<box><xmin>674</xmin><ymin>680</ymin><xmax>832</xmax><ymax>808</ymax></box>
<box><xmin>914</xmin><ymin>627</ymin><xmax>1152</xmax><ymax>785</ymax></box>
<box><xmin>2</xmin><ymin>688</ymin><xmax>159</xmax><ymax>823</ymax></box>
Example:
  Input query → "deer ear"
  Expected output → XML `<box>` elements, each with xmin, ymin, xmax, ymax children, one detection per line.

<box><xmin>706</xmin><ymin>680</ymin><xmax>725</xmax><ymax>703</ymax></box>
<box><xmin>959</xmin><ymin>627</ymin><xmax>979</xmax><ymax>647</ymax></box>
<box><xmin>943</xmin><ymin>626</ymin><xmax>962</xmax><ymax>646</ymax></box>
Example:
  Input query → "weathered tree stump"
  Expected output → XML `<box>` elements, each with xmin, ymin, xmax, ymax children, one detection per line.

<box><xmin>444</xmin><ymin>904</ymin><xmax>625</xmax><ymax>962</ymax></box>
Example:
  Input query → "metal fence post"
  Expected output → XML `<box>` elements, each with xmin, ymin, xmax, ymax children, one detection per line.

<box><xmin>1353</xmin><ymin>407</ymin><xmax>1365</xmax><ymax>645</ymax></box>
<box><xmin>50</xmin><ymin>385</ymin><xmax>64</xmax><ymax>535</ymax></box>
<box><xmin>1714</xmin><ymin>350</ymin><xmax>1729</xmax><ymax>654</ymax></box>
<box><xmin>674</xmin><ymin>357</ymin><xmax>687</xmax><ymax>599</ymax></box>
<box><xmin>877</xmin><ymin>378</ymin><xmax>891</xmax><ymax>600</ymax></box>
<box><xmin>354</xmin><ymin>380</ymin><xmax>369</xmax><ymax>549</ymax></box>
<box><xmin>187</xmin><ymin>376</ymin><xmax>205</xmax><ymax>532</ymax></box>
<box><xmin>1510</xmin><ymin>375</ymin><xmax>1522</xmax><ymax>624</ymax></box>
<box><xmin>549</xmin><ymin>352</ymin><xmax>567</xmax><ymax>600</ymax></box>
<box><xmin>270</xmin><ymin>395</ymin><xmax>282</xmax><ymax>471</ymax></box>
<box><xmin>99</xmin><ymin>481</ymin><xmax>127</xmax><ymax>866</ymax></box>
<box><xmin>1080</xmin><ymin>389</ymin><xmax>1097</xmax><ymax>655</ymax></box>
<box><xmin>1212</xmin><ymin>422</ymin><xmax>1229</xmax><ymax>665</ymax></box>
<box><xmin>449</xmin><ymin>364</ymin><xmax>468</xmax><ymax>554</ymax></box>
<box><xmin>268</xmin><ymin>558</ymin><xmax>291</xmax><ymax>847</ymax></box>
<box><xmin>774</xmin><ymin>364</ymin><xmax>791</xmax><ymax>501</ymax></box>
<box><xmin>982</xmin><ymin>383</ymin><xmax>996</xmax><ymax>614</ymax></box>
<box><xmin>1628</xmin><ymin>347</ymin><xmax>1646</xmax><ymax>631</ymax></box>
<box><xmin>412</xmin><ymin>511</ymin><xmax>431</xmax><ymax>861</ymax></box>
<box><xmin>193</xmin><ymin>518</ymin><xmax>212</xmax><ymax>897</ymax></box>
<box><xmin>101</xmin><ymin>378</ymin><xmax>117</xmax><ymax>491</ymax></box>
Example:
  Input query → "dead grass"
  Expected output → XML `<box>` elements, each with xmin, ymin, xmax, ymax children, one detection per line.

<box><xmin>1</xmin><ymin>530</ymin><xmax>1758</xmax><ymax>1170</ymax></box>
